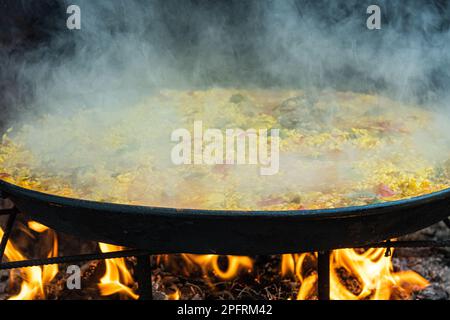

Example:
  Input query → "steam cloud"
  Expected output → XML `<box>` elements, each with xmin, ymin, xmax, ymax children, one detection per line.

<box><xmin>1</xmin><ymin>0</ymin><xmax>450</xmax><ymax>209</ymax></box>
<box><xmin>4</xmin><ymin>0</ymin><xmax>450</xmax><ymax>113</ymax></box>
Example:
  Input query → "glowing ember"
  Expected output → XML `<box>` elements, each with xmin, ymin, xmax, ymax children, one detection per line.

<box><xmin>27</xmin><ymin>221</ymin><xmax>50</xmax><ymax>233</ymax></box>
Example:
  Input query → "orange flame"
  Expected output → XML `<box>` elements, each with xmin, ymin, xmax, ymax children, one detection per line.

<box><xmin>167</xmin><ymin>288</ymin><xmax>181</xmax><ymax>300</ymax></box>
<box><xmin>97</xmin><ymin>243</ymin><xmax>139</xmax><ymax>300</ymax></box>
<box><xmin>281</xmin><ymin>248</ymin><xmax>429</xmax><ymax>300</ymax></box>
<box><xmin>181</xmin><ymin>254</ymin><xmax>253</xmax><ymax>281</ymax></box>
<box><xmin>1</xmin><ymin>221</ymin><xmax>58</xmax><ymax>300</ymax></box>
<box><xmin>281</xmin><ymin>253</ymin><xmax>318</xmax><ymax>300</ymax></box>
<box><xmin>27</xmin><ymin>221</ymin><xmax>49</xmax><ymax>233</ymax></box>
<box><xmin>0</xmin><ymin>221</ymin><xmax>430</xmax><ymax>301</ymax></box>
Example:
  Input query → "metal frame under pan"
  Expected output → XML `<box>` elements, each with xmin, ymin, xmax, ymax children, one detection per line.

<box><xmin>1</xmin><ymin>179</ymin><xmax>449</xmax><ymax>255</ymax></box>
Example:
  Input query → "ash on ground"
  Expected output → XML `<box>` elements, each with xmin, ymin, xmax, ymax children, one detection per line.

<box><xmin>396</xmin><ymin>221</ymin><xmax>450</xmax><ymax>300</ymax></box>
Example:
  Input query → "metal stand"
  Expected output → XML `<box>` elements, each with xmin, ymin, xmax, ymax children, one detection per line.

<box><xmin>0</xmin><ymin>207</ymin><xmax>155</xmax><ymax>300</ymax></box>
<box><xmin>317</xmin><ymin>251</ymin><xmax>331</xmax><ymax>300</ymax></box>
<box><xmin>1</xmin><ymin>202</ymin><xmax>449</xmax><ymax>300</ymax></box>
<box><xmin>0</xmin><ymin>207</ymin><xmax>17</xmax><ymax>263</ymax></box>
<box><xmin>135</xmin><ymin>255</ymin><xmax>153</xmax><ymax>300</ymax></box>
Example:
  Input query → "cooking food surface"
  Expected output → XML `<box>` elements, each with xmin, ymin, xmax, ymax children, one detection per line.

<box><xmin>0</xmin><ymin>89</ymin><xmax>449</xmax><ymax>210</ymax></box>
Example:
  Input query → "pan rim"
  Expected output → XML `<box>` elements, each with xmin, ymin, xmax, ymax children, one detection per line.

<box><xmin>1</xmin><ymin>179</ymin><xmax>449</xmax><ymax>219</ymax></box>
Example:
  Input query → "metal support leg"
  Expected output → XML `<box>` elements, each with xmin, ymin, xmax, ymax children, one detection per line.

<box><xmin>0</xmin><ymin>207</ymin><xmax>18</xmax><ymax>263</ymax></box>
<box><xmin>135</xmin><ymin>255</ymin><xmax>153</xmax><ymax>300</ymax></box>
<box><xmin>317</xmin><ymin>250</ymin><xmax>331</xmax><ymax>301</ymax></box>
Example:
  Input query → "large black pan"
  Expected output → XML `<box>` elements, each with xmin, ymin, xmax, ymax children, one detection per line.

<box><xmin>0</xmin><ymin>179</ymin><xmax>449</xmax><ymax>254</ymax></box>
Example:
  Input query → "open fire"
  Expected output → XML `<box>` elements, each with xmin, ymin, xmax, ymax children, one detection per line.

<box><xmin>1</xmin><ymin>1</ymin><xmax>450</xmax><ymax>303</ymax></box>
<box><xmin>0</xmin><ymin>220</ymin><xmax>430</xmax><ymax>300</ymax></box>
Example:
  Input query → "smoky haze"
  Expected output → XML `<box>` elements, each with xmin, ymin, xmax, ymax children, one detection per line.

<box><xmin>1</xmin><ymin>0</ymin><xmax>450</xmax><ymax>115</ymax></box>
<box><xmin>0</xmin><ymin>0</ymin><xmax>450</xmax><ymax>209</ymax></box>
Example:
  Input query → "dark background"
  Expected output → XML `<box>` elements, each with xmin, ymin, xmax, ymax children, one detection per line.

<box><xmin>1</xmin><ymin>0</ymin><xmax>450</xmax><ymax>129</ymax></box>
